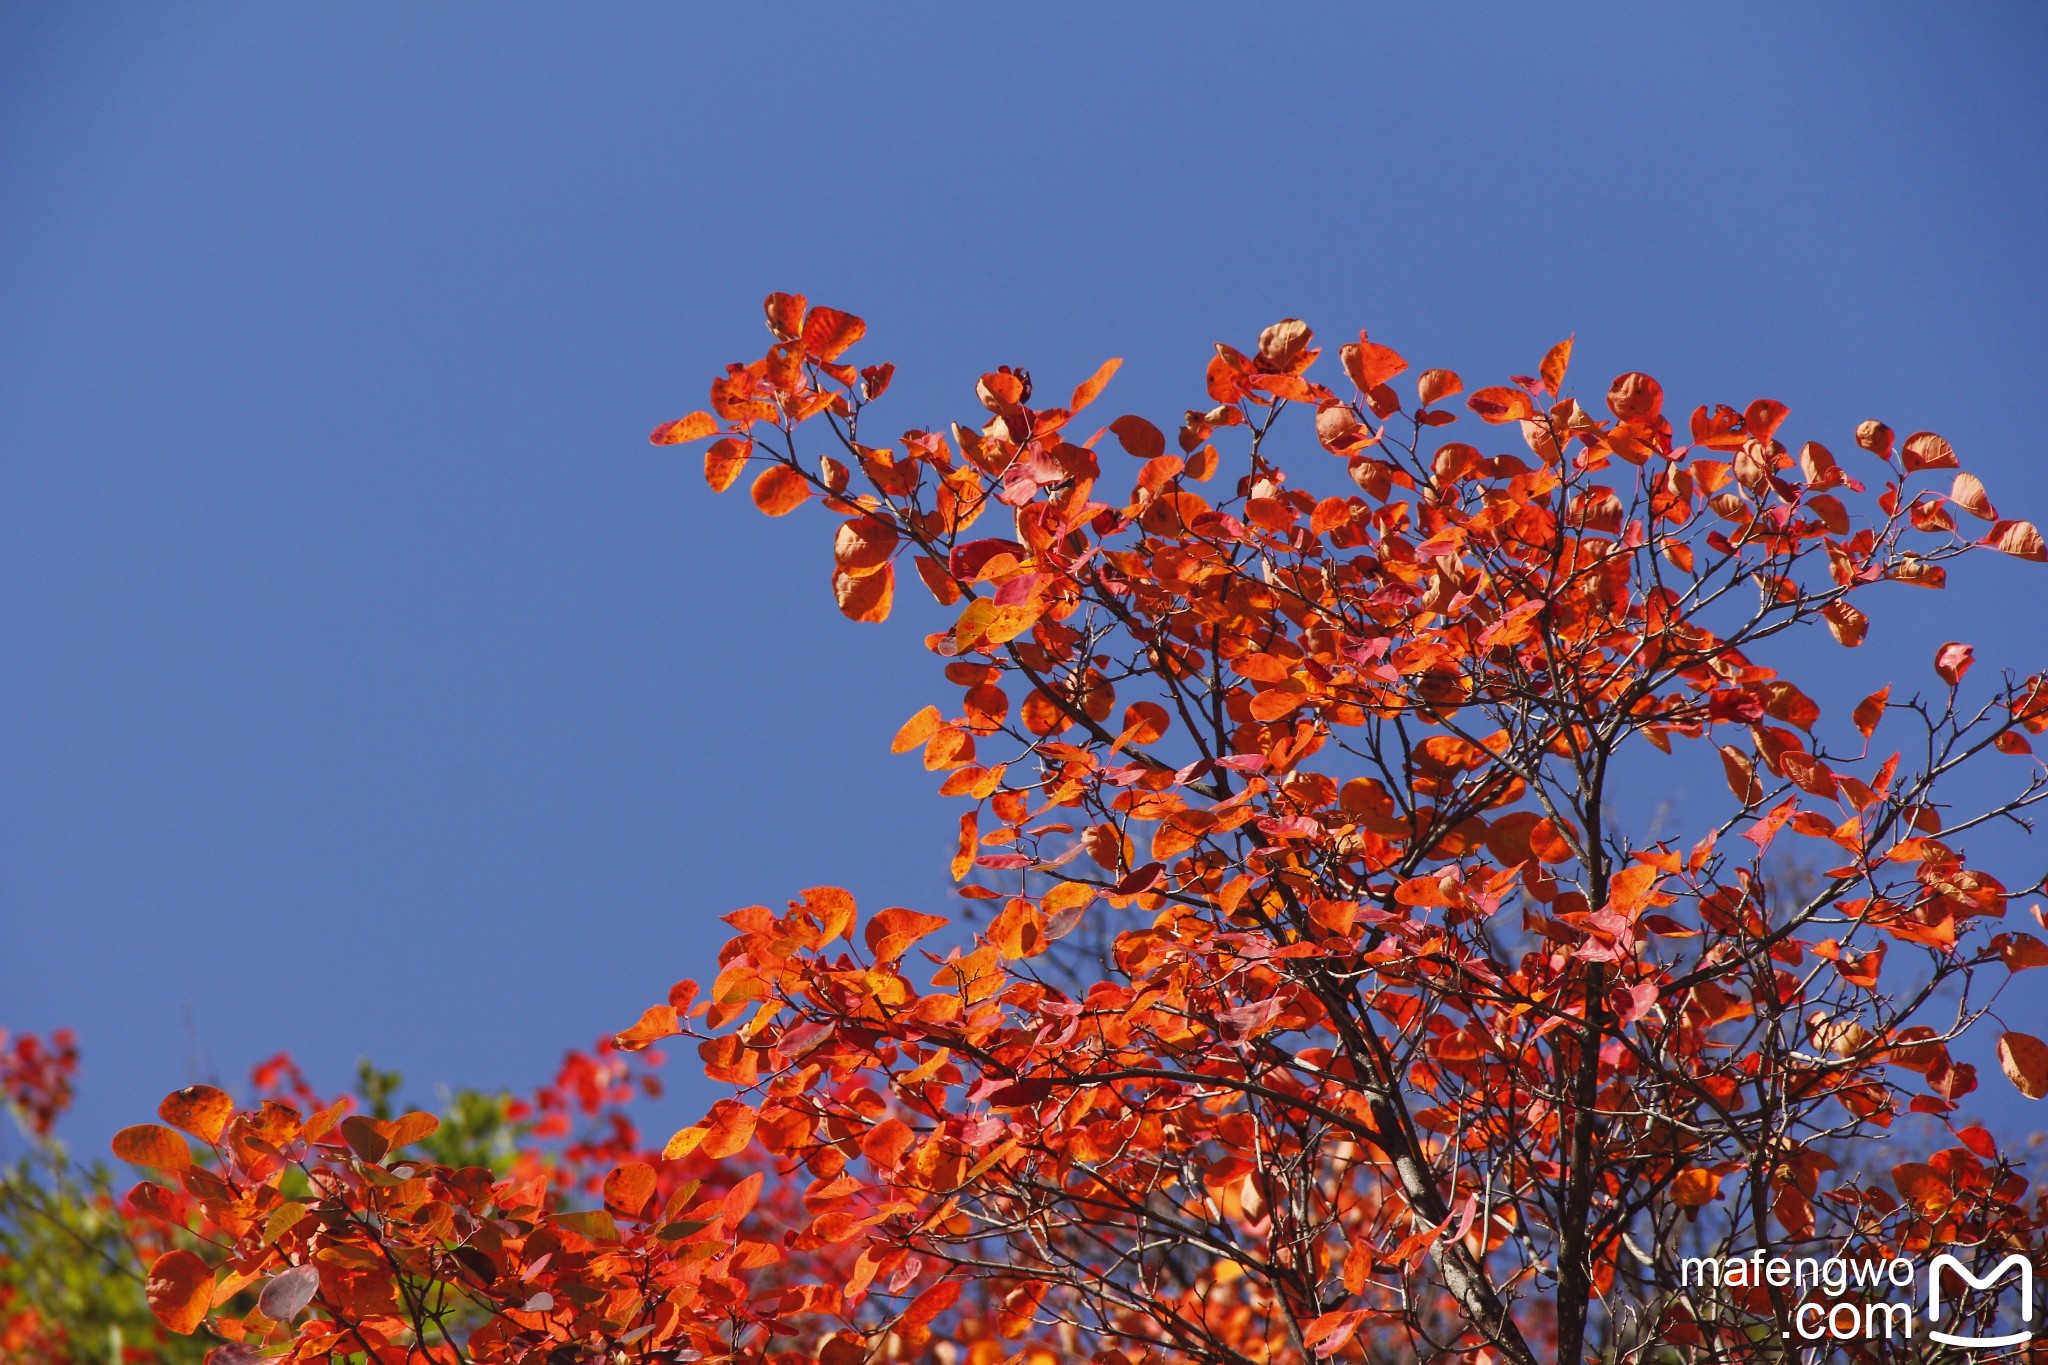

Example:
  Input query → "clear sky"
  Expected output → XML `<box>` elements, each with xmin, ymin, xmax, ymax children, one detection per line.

<box><xmin>4</xmin><ymin>5</ymin><xmax>2046</xmax><ymax>1148</ymax></box>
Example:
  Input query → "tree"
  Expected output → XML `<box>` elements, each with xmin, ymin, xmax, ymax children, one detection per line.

<box><xmin>0</xmin><ymin>1033</ymin><xmax>658</xmax><ymax>1365</ymax></box>
<box><xmin>99</xmin><ymin>296</ymin><xmax>2048</xmax><ymax>1362</ymax></box>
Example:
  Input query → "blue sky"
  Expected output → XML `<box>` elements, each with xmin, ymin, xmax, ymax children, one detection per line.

<box><xmin>3</xmin><ymin>5</ymin><xmax>2046</xmax><ymax>1148</ymax></box>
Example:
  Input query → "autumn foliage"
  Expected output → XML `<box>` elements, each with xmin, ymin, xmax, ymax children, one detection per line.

<box><xmin>48</xmin><ymin>295</ymin><xmax>2048</xmax><ymax>1362</ymax></box>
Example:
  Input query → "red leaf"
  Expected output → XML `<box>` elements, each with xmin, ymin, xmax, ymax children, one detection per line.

<box><xmin>763</xmin><ymin>292</ymin><xmax>807</xmax><ymax>342</ymax></box>
<box><xmin>1900</xmin><ymin>431</ymin><xmax>1958</xmax><ymax>472</ymax></box>
<box><xmin>1468</xmin><ymin>386</ymin><xmax>1536</xmax><ymax>424</ymax></box>
<box><xmin>1341</xmin><ymin>334</ymin><xmax>1406</xmax><ymax>391</ymax></box>
<box><xmin>1111</xmin><ymin>862</ymin><xmax>1164</xmax><ymax>896</ymax></box>
<box><xmin>1986</xmin><ymin>519</ymin><xmax>2046</xmax><ymax>562</ymax></box>
<box><xmin>1303</xmin><ymin>1309</ymin><xmax>1365</xmax><ymax>1357</ymax></box>
<box><xmin>1109</xmin><ymin>414</ymin><xmax>1165</xmax><ymax>460</ymax></box>
<box><xmin>1934</xmin><ymin>642</ymin><xmax>1974</xmax><ymax>688</ymax></box>
<box><xmin>801</xmin><ymin>306</ymin><xmax>866</xmax><ymax>362</ymax></box>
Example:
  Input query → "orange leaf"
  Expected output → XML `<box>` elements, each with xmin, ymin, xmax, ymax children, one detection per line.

<box><xmin>157</xmin><ymin>1086</ymin><xmax>233</xmax><ymax>1145</ymax></box>
<box><xmin>145</xmin><ymin>1250</ymin><xmax>213</xmax><ymax>1335</ymax></box>
<box><xmin>861</xmin><ymin>1117</ymin><xmax>916</xmax><ymax>1171</ymax></box>
<box><xmin>1998</xmin><ymin>1032</ymin><xmax>2048</xmax><ymax>1099</ymax></box>
<box><xmin>704</xmin><ymin>437</ymin><xmax>750</xmax><ymax>493</ymax></box>
<box><xmin>763</xmin><ymin>292</ymin><xmax>806</xmax><ymax>342</ymax></box>
<box><xmin>1852</xmin><ymin>686</ymin><xmax>1889</xmax><ymax>740</ymax></box>
<box><xmin>865</xmin><ymin>907</ymin><xmax>949</xmax><ymax>963</ymax></box>
<box><xmin>1302</xmin><ymin>1309</ymin><xmax>1364</xmax><ymax>1357</ymax></box>
<box><xmin>952</xmin><ymin>811</ymin><xmax>977</xmax><ymax>882</ymax></box>
<box><xmin>698</xmin><ymin>1100</ymin><xmax>757</xmax><ymax>1159</ymax></box>
<box><xmin>1069</xmin><ymin>358</ymin><xmax>1122</xmax><ymax>413</ymax></box>
<box><xmin>650</xmin><ymin>412</ymin><xmax>717</xmax><ymax>445</ymax></box>
<box><xmin>1417</xmin><ymin>369</ymin><xmax>1462</xmax><ymax>406</ymax></box>
<box><xmin>751</xmin><ymin>465</ymin><xmax>809</xmax><ymax>517</ymax></box>
<box><xmin>1341</xmin><ymin>334</ymin><xmax>1406</xmax><ymax>391</ymax></box>
<box><xmin>923</xmin><ymin>725</ymin><xmax>974</xmax><ymax>771</ymax></box>
<box><xmin>1995</xmin><ymin>932</ymin><xmax>2048</xmax><ymax>971</ymax></box>
<box><xmin>1606</xmin><ymin>864</ymin><xmax>1659</xmax><ymax>914</ymax></box>
<box><xmin>113</xmin><ymin>1124</ymin><xmax>191</xmax><ymax>1171</ymax></box>
<box><xmin>892</xmin><ymin>705</ymin><xmax>943</xmax><ymax>754</ymax></box>
<box><xmin>801</xmin><ymin>886</ymin><xmax>858</xmax><ymax>944</ymax></box>
<box><xmin>1718</xmin><ymin>746</ymin><xmax>1762</xmax><ymax>806</ymax></box>
<box><xmin>1540</xmin><ymin>336</ymin><xmax>1573</xmax><ymax>394</ymax></box>
<box><xmin>1528</xmin><ymin>818</ymin><xmax>1575</xmax><ymax>863</ymax></box>
<box><xmin>1950</xmin><ymin>472</ymin><xmax>1996</xmax><ymax>521</ymax></box>
<box><xmin>801</xmin><ymin>307</ymin><xmax>866</xmax><ymax>362</ymax></box>
<box><xmin>1821</xmin><ymin>600</ymin><xmax>1868</xmax><ymax>647</ymax></box>
<box><xmin>603</xmin><ymin>1162</ymin><xmax>659</xmax><ymax>1218</ymax></box>
<box><xmin>613</xmin><ymin>1004</ymin><xmax>680</xmax><ymax>1051</ymax></box>
<box><xmin>1608</xmin><ymin>372</ymin><xmax>1664</xmax><ymax>423</ymax></box>
<box><xmin>1670</xmin><ymin>1168</ymin><xmax>1723</xmax><ymax>1208</ymax></box>
<box><xmin>834</xmin><ymin>517</ymin><xmax>899</xmax><ymax>576</ymax></box>
<box><xmin>381</xmin><ymin>1111</ymin><xmax>439</xmax><ymax>1151</ymax></box>
<box><xmin>834</xmin><ymin>561</ymin><xmax>894</xmax><ymax>623</ymax></box>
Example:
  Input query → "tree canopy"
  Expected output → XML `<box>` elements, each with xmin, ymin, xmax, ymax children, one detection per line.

<box><xmin>9</xmin><ymin>295</ymin><xmax>2048</xmax><ymax>1364</ymax></box>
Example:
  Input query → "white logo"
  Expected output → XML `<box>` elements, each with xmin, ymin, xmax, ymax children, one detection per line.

<box><xmin>1927</xmin><ymin>1253</ymin><xmax>2033</xmax><ymax>1349</ymax></box>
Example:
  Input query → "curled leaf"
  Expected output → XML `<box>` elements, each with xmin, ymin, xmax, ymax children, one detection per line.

<box><xmin>704</xmin><ymin>437</ymin><xmax>750</xmax><ymax>493</ymax></box>
<box><xmin>1468</xmin><ymin>386</ymin><xmax>1536</xmax><ymax>424</ymax></box>
<box><xmin>1997</xmin><ymin>1032</ymin><xmax>2048</xmax><ymax>1099</ymax></box>
<box><xmin>1539</xmin><ymin>336</ymin><xmax>1573</xmax><ymax>395</ymax></box>
<box><xmin>1900</xmin><ymin>431</ymin><xmax>1958</xmax><ymax>472</ymax></box>
<box><xmin>614</xmin><ymin>1004</ymin><xmax>680</xmax><ymax>1051</ymax></box>
<box><xmin>833</xmin><ymin>561</ymin><xmax>894</xmax><ymax>623</ymax></box>
<box><xmin>650</xmin><ymin>412</ymin><xmax>717</xmax><ymax>445</ymax></box>
<box><xmin>1987</xmin><ymin>519</ymin><xmax>2046</xmax><ymax>562</ymax></box>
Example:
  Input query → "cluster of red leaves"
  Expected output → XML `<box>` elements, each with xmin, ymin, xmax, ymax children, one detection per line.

<box><xmin>0</xmin><ymin>1280</ymin><xmax>71</xmax><ymax>1365</ymax></box>
<box><xmin>126</xmin><ymin>295</ymin><xmax>2048</xmax><ymax>1364</ymax></box>
<box><xmin>1</xmin><ymin>1027</ymin><xmax>78</xmax><ymax>1141</ymax></box>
